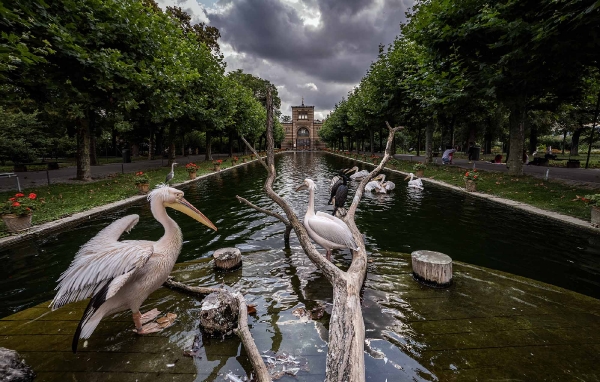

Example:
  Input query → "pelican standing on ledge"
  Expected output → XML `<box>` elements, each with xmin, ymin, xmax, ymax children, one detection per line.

<box><xmin>404</xmin><ymin>173</ymin><xmax>424</xmax><ymax>190</ymax></box>
<box><xmin>50</xmin><ymin>184</ymin><xmax>217</xmax><ymax>353</ymax></box>
<box><xmin>296</xmin><ymin>178</ymin><xmax>358</xmax><ymax>261</ymax></box>
<box><xmin>165</xmin><ymin>162</ymin><xmax>178</xmax><ymax>183</ymax></box>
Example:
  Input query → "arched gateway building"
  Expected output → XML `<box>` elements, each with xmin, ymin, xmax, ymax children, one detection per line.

<box><xmin>281</xmin><ymin>101</ymin><xmax>326</xmax><ymax>150</ymax></box>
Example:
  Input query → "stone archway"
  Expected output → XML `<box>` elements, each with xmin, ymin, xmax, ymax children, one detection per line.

<box><xmin>297</xmin><ymin>127</ymin><xmax>310</xmax><ymax>150</ymax></box>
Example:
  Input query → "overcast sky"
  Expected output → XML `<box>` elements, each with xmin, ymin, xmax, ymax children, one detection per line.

<box><xmin>155</xmin><ymin>0</ymin><xmax>413</xmax><ymax>120</ymax></box>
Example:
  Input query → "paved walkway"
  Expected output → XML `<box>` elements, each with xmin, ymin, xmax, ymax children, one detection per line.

<box><xmin>394</xmin><ymin>154</ymin><xmax>600</xmax><ymax>188</ymax></box>
<box><xmin>0</xmin><ymin>153</ymin><xmax>235</xmax><ymax>191</ymax></box>
<box><xmin>3</xmin><ymin>152</ymin><xmax>599</xmax><ymax>191</ymax></box>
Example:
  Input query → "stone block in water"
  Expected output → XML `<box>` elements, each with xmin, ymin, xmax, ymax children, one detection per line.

<box><xmin>0</xmin><ymin>347</ymin><xmax>35</xmax><ymax>382</ymax></box>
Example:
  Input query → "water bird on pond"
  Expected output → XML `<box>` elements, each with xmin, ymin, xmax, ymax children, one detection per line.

<box><xmin>347</xmin><ymin>166</ymin><xmax>370</xmax><ymax>181</ymax></box>
<box><xmin>165</xmin><ymin>162</ymin><xmax>178</xmax><ymax>183</ymax></box>
<box><xmin>365</xmin><ymin>174</ymin><xmax>395</xmax><ymax>193</ymax></box>
<box><xmin>404</xmin><ymin>173</ymin><xmax>424</xmax><ymax>190</ymax></box>
<box><xmin>50</xmin><ymin>184</ymin><xmax>217</xmax><ymax>353</ymax></box>
<box><xmin>296</xmin><ymin>178</ymin><xmax>359</xmax><ymax>261</ymax></box>
<box><xmin>328</xmin><ymin>168</ymin><xmax>354</xmax><ymax>205</ymax></box>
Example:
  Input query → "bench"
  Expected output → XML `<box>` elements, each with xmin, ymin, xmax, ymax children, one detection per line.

<box><xmin>13</xmin><ymin>162</ymin><xmax>60</xmax><ymax>172</ymax></box>
<box><xmin>0</xmin><ymin>173</ymin><xmax>21</xmax><ymax>192</ymax></box>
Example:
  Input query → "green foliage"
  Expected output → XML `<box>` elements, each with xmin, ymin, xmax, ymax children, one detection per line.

<box><xmin>133</xmin><ymin>171</ymin><xmax>149</xmax><ymax>185</ymax></box>
<box><xmin>583</xmin><ymin>194</ymin><xmax>600</xmax><ymax>207</ymax></box>
<box><xmin>0</xmin><ymin>107</ymin><xmax>47</xmax><ymax>163</ymax></box>
<box><xmin>463</xmin><ymin>169</ymin><xmax>481</xmax><ymax>182</ymax></box>
<box><xmin>413</xmin><ymin>163</ymin><xmax>427</xmax><ymax>172</ymax></box>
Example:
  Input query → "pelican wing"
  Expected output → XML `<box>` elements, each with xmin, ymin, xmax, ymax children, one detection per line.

<box><xmin>51</xmin><ymin>215</ymin><xmax>154</xmax><ymax>310</ymax></box>
<box><xmin>311</xmin><ymin>212</ymin><xmax>359</xmax><ymax>250</ymax></box>
<box><xmin>365</xmin><ymin>181</ymin><xmax>380</xmax><ymax>192</ymax></box>
<box><xmin>350</xmin><ymin>170</ymin><xmax>368</xmax><ymax>180</ymax></box>
<box><xmin>384</xmin><ymin>181</ymin><xmax>396</xmax><ymax>191</ymax></box>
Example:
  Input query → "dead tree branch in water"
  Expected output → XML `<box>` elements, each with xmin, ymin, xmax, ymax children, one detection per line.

<box><xmin>163</xmin><ymin>278</ymin><xmax>272</xmax><ymax>381</ymax></box>
<box><xmin>238</xmin><ymin>87</ymin><xmax>403</xmax><ymax>381</ymax></box>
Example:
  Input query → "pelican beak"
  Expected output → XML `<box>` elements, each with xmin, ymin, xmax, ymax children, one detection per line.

<box><xmin>296</xmin><ymin>183</ymin><xmax>308</xmax><ymax>192</ymax></box>
<box><xmin>166</xmin><ymin>198</ymin><xmax>217</xmax><ymax>231</ymax></box>
<box><xmin>404</xmin><ymin>175</ymin><xmax>410</xmax><ymax>181</ymax></box>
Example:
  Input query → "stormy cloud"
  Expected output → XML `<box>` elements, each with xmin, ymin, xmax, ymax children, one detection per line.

<box><xmin>156</xmin><ymin>0</ymin><xmax>413</xmax><ymax>119</ymax></box>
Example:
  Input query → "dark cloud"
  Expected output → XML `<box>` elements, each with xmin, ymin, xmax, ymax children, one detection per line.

<box><xmin>209</xmin><ymin>0</ymin><xmax>412</xmax><ymax>84</ymax></box>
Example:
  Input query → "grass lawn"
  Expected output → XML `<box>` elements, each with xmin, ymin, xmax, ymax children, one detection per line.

<box><xmin>0</xmin><ymin>156</ymin><xmax>246</xmax><ymax>237</ymax></box>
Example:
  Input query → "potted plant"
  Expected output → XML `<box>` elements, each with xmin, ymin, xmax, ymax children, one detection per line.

<box><xmin>232</xmin><ymin>156</ymin><xmax>239</xmax><ymax>165</ymax></box>
<box><xmin>134</xmin><ymin>172</ymin><xmax>150</xmax><ymax>194</ymax></box>
<box><xmin>243</xmin><ymin>156</ymin><xmax>247</xmax><ymax>163</ymax></box>
<box><xmin>186</xmin><ymin>162</ymin><xmax>199</xmax><ymax>179</ymax></box>
<box><xmin>1</xmin><ymin>192</ymin><xmax>38</xmax><ymax>233</ymax></box>
<box><xmin>413</xmin><ymin>163</ymin><xmax>427</xmax><ymax>178</ymax></box>
<box><xmin>213</xmin><ymin>159</ymin><xmax>223</xmax><ymax>171</ymax></box>
<box><xmin>463</xmin><ymin>170</ymin><xmax>480</xmax><ymax>192</ymax></box>
<box><xmin>250</xmin><ymin>153</ymin><xmax>255</xmax><ymax>160</ymax></box>
<box><xmin>582</xmin><ymin>194</ymin><xmax>600</xmax><ymax>226</ymax></box>
<box><xmin>371</xmin><ymin>155</ymin><xmax>379</xmax><ymax>164</ymax></box>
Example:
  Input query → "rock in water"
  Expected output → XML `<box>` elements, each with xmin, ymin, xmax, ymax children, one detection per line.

<box><xmin>199</xmin><ymin>291</ymin><xmax>239</xmax><ymax>336</ymax></box>
<box><xmin>213</xmin><ymin>247</ymin><xmax>242</xmax><ymax>271</ymax></box>
<box><xmin>0</xmin><ymin>347</ymin><xmax>35</xmax><ymax>382</ymax></box>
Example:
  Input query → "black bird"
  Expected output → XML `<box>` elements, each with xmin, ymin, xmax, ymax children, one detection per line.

<box><xmin>332</xmin><ymin>173</ymin><xmax>350</xmax><ymax>217</ymax></box>
<box><xmin>328</xmin><ymin>168</ymin><xmax>351</xmax><ymax>205</ymax></box>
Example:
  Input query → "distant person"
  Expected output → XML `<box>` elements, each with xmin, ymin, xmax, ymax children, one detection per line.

<box><xmin>523</xmin><ymin>150</ymin><xmax>529</xmax><ymax>165</ymax></box>
<box><xmin>467</xmin><ymin>142</ymin><xmax>475</xmax><ymax>163</ymax></box>
<box><xmin>491</xmin><ymin>154</ymin><xmax>503</xmax><ymax>164</ymax></box>
<box><xmin>442</xmin><ymin>147</ymin><xmax>456</xmax><ymax>164</ymax></box>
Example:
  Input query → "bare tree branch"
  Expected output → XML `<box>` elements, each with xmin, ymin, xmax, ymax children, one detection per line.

<box><xmin>164</xmin><ymin>277</ymin><xmax>272</xmax><ymax>381</ymax></box>
<box><xmin>235</xmin><ymin>195</ymin><xmax>290</xmax><ymax>226</ymax></box>
<box><xmin>240</xmin><ymin>91</ymin><xmax>342</xmax><ymax>283</ymax></box>
<box><xmin>241</xmin><ymin>136</ymin><xmax>269</xmax><ymax>172</ymax></box>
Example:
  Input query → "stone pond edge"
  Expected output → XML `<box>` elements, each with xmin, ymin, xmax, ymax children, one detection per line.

<box><xmin>0</xmin><ymin>157</ymin><xmax>266</xmax><ymax>247</ymax></box>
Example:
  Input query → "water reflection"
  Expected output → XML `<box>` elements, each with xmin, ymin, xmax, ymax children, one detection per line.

<box><xmin>0</xmin><ymin>152</ymin><xmax>599</xmax><ymax>380</ymax></box>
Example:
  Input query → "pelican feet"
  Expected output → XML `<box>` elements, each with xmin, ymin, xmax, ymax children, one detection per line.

<box><xmin>325</xmin><ymin>250</ymin><xmax>332</xmax><ymax>262</ymax></box>
<box><xmin>133</xmin><ymin>310</ymin><xmax>178</xmax><ymax>334</ymax></box>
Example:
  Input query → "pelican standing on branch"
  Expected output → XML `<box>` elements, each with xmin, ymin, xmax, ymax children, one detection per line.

<box><xmin>296</xmin><ymin>178</ymin><xmax>358</xmax><ymax>261</ymax></box>
<box><xmin>50</xmin><ymin>184</ymin><xmax>217</xmax><ymax>353</ymax></box>
<box><xmin>405</xmin><ymin>173</ymin><xmax>424</xmax><ymax>190</ymax></box>
<box><xmin>165</xmin><ymin>162</ymin><xmax>178</xmax><ymax>183</ymax></box>
<box><xmin>332</xmin><ymin>173</ymin><xmax>351</xmax><ymax>217</ymax></box>
<box><xmin>328</xmin><ymin>168</ymin><xmax>352</xmax><ymax>205</ymax></box>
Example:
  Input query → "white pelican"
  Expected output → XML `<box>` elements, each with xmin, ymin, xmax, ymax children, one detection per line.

<box><xmin>404</xmin><ymin>173</ymin><xmax>424</xmax><ymax>190</ymax></box>
<box><xmin>365</xmin><ymin>174</ymin><xmax>395</xmax><ymax>194</ymax></box>
<box><xmin>296</xmin><ymin>178</ymin><xmax>358</xmax><ymax>260</ymax></box>
<box><xmin>347</xmin><ymin>166</ymin><xmax>369</xmax><ymax>181</ymax></box>
<box><xmin>165</xmin><ymin>162</ymin><xmax>178</xmax><ymax>183</ymax></box>
<box><xmin>51</xmin><ymin>184</ymin><xmax>217</xmax><ymax>352</ymax></box>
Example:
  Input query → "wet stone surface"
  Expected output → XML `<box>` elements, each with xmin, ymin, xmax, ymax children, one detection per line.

<box><xmin>0</xmin><ymin>252</ymin><xmax>599</xmax><ymax>381</ymax></box>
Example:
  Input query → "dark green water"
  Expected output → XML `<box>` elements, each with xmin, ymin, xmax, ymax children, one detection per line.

<box><xmin>1</xmin><ymin>152</ymin><xmax>600</xmax><ymax>381</ymax></box>
<box><xmin>1</xmin><ymin>152</ymin><xmax>599</xmax><ymax>319</ymax></box>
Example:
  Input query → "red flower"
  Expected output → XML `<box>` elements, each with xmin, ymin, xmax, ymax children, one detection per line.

<box><xmin>465</xmin><ymin>172</ymin><xmax>470</xmax><ymax>177</ymax></box>
<box><xmin>28</xmin><ymin>193</ymin><xmax>36</xmax><ymax>199</ymax></box>
<box><xmin>26</xmin><ymin>207</ymin><xmax>31</xmax><ymax>211</ymax></box>
<box><xmin>474</xmin><ymin>175</ymin><xmax>478</xmax><ymax>179</ymax></box>
<box><xmin>12</xmin><ymin>202</ymin><xmax>20</xmax><ymax>207</ymax></box>
<box><xmin>9</xmin><ymin>197</ymin><xmax>16</xmax><ymax>201</ymax></box>
<box><xmin>15</xmin><ymin>193</ymin><xmax>24</xmax><ymax>198</ymax></box>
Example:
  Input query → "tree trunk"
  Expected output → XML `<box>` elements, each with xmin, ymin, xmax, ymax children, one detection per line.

<box><xmin>168</xmin><ymin>142</ymin><xmax>175</xmax><ymax>165</ymax></box>
<box><xmin>76</xmin><ymin>118</ymin><xmax>91</xmax><ymax>181</ymax></box>
<box><xmin>370</xmin><ymin>129</ymin><xmax>374</xmax><ymax>156</ymax></box>
<box><xmin>205</xmin><ymin>131</ymin><xmax>212</xmax><ymax>161</ymax></box>
<box><xmin>417</xmin><ymin>128</ymin><xmax>421</xmax><ymax>156</ymax></box>
<box><xmin>570</xmin><ymin>126</ymin><xmax>585</xmax><ymax>156</ymax></box>
<box><xmin>148</xmin><ymin>128</ymin><xmax>154</xmax><ymax>160</ymax></box>
<box><xmin>89</xmin><ymin>134</ymin><xmax>97</xmax><ymax>166</ymax></box>
<box><xmin>229</xmin><ymin>132</ymin><xmax>234</xmax><ymax>157</ymax></box>
<box><xmin>425</xmin><ymin>122</ymin><xmax>433</xmax><ymax>164</ymax></box>
<box><xmin>562</xmin><ymin>129</ymin><xmax>567</xmax><ymax>155</ymax></box>
<box><xmin>506</xmin><ymin>99</ymin><xmax>525</xmax><ymax>175</ymax></box>
<box><xmin>529</xmin><ymin>124</ymin><xmax>538</xmax><ymax>155</ymax></box>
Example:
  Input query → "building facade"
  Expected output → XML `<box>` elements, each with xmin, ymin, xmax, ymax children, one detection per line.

<box><xmin>281</xmin><ymin>101</ymin><xmax>326</xmax><ymax>150</ymax></box>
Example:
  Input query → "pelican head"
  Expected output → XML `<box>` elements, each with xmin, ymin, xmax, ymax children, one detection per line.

<box><xmin>404</xmin><ymin>173</ymin><xmax>415</xmax><ymax>181</ymax></box>
<box><xmin>148</xmin><ymin>185</ymin><xmax>217</xmax><ymax>231</ymax></box>
<box><xmin>374</xmin><ymin>174</ymin><xmax>386</xmax><ymax>182</ymax></box>
<box><xmin>295</xmin><ymin>178</ymin><xmax>316</xmax><ymax>192</ymax></box>
<box><xmin>345</xmin><ymin>166</ymin><xmax>359</xmax><ymax>175</ymax></box>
